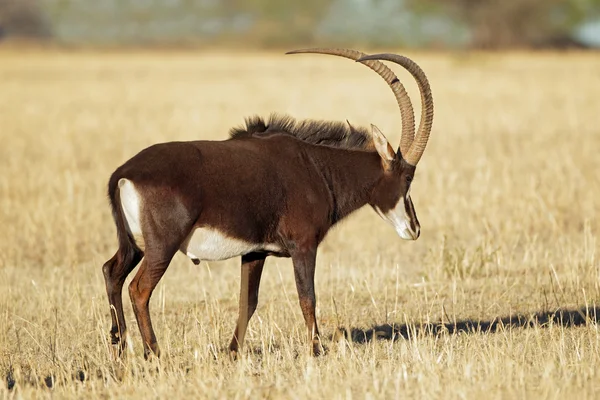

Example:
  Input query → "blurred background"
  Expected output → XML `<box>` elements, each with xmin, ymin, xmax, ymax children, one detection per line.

<box><xmin>1</xmin><ymin>0</ymin><xmax>600</xmax><ymax>50</ymax></box>
<box><xmin>2</xmin><ymin>3</ymin><xmax>600</xmax><ymax>396</ymax></box>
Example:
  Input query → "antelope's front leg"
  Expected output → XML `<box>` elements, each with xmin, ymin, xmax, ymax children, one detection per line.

<box><xmin>229</xmin><ymin>253</ymin><xmax>266</xmax><ymax>358</ymax></box>
<box><xmin>291</xmin><ymin>246</ymin><xmax>322</xmax><ymax>356</ymax></box>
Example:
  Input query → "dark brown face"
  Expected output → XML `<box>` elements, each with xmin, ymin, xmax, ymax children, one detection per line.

<box><xmin>369</xmin><ymin>159</ymin><xmax>420</xmax><ymax>240</ymax></box>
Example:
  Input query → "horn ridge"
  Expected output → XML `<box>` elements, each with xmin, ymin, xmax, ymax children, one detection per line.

<box><xmin>357</xmin><ymin>53</ymin><xmax>433</xmax><ymax>166</ymax></box>
<box><xmin>286</xmin><ymin>48</ymin><xmax>416</xmax><ymax>156</ymax></box>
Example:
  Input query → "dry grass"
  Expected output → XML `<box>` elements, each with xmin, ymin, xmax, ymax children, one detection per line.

<box><xmin>1</xmin><ymin>49</ymin><xmax>600</xmax><ymax>399</ymax></box>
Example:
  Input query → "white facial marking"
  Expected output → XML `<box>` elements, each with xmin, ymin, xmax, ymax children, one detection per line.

<box><xmin>118</xmin><ymin>178</ymin><xmax>145</xmax><ymax>249</ymax></box>
<box><xmin>181</xmin><ymin>227</ymin><xmax>281</xmax><ymax>262</ymax></box>
<box><xmin>374</xmin><ymin>196</ymin><xmax>419</xmax><ymax>240</ymax></box>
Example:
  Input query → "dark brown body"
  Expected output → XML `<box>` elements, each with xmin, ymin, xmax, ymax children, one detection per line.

<box><xmin>103</xmin><ymin>118</ymin><xmax>415</xmax><ymax>359</ymax></box>
<box><xmin>111</xmin><ymin>134</ymin><xmax>386</xmax><ymax>252</ymax></box>
<box><xmin>102</xmin><ymin>48</ymin><xmax>434</xmax><ymax>360</ymax></box>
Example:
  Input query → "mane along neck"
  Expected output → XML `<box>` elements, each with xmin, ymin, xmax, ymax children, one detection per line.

<box><xmin>230</xmin><ymin>113</ymin><xmax>375</xmax><ymax>151</ymax></box>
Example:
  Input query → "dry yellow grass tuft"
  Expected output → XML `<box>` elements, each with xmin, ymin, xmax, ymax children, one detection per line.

<box><xmin>1</xmin><ymin>49</ymin><xmax>600</xmax><ymax>398</ymax></box>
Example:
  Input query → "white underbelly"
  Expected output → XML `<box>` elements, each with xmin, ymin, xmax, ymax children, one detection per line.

<box><xmin>181</xmin><ymin>227</ymin><xmax>281</xmax><ymax>262</ymax></box>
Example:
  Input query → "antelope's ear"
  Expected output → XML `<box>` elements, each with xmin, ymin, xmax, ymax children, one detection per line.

<box><xmin>371</xmin><ymin>124</ymin><xmax>396</xmax><ymax>166</ymax></box>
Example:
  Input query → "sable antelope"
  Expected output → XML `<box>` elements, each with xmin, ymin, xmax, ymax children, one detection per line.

<box><xmin>102</xmin><ymin>48</ymin><xmax>434</xmax><ymax>359</ymax></box>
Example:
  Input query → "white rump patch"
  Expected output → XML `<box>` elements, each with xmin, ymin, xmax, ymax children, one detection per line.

<box><xmin>181</xmin><ymin>227</ymin><xmax>280</xmax><ymax>262</ymax></box>
<box><xmin>118</xmin><ymin>178</ymin><xmax>145</xmax><ymax>249</ymax></box>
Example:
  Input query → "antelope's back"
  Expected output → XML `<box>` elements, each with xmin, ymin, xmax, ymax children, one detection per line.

<box><xmin>110</xmin><ymin>136</ymin><xmax>329</xmax><ymax>243</ymax></box>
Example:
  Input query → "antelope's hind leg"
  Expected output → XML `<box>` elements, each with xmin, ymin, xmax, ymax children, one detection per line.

<box><xmin>128</xmin><ymin>250</ymin><xmax>176</xmax><ymax>360</ymax></box>
<box><xmin>102</xmin><ymin>246</ymin><xmax>143</xmax><ymax>356</ymax></box>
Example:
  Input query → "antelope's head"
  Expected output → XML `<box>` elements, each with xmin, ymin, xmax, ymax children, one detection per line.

<box><xmin>286</xmin><ymin>49</ymin><xmax>434</xmax><ymax>240</ymax></box>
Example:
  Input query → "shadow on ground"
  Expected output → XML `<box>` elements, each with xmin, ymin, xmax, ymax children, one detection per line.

<box><xmin>335</xmin><ymin>306</ymin><xmax>600</xmax><ymax>344</ymax></box>
<box><xmin>6</xmin><ymin>306</ymin><xmax>599</xmax><ymax>390</ymax></box>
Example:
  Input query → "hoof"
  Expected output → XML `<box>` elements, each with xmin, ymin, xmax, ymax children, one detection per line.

<box><xmin>143</xmin><ymin>346</ymin><xmax>161</xmax><ymax>361</ymax></box>
<box><xmin>311</xmin><ymin>340</ymin><xmax>328</xmax><ymax>357</ymax></box>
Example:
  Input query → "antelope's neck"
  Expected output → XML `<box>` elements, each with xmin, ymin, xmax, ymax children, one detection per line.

<box><xmin>309</xmin><ymin>147</ymin><xmax>383</xmax><ymax>224</ymax></box>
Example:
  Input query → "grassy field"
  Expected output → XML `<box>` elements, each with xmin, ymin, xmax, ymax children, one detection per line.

<box><xmin>1</xmin><ymin>49</ymin><xmax>599</xmax><ymax>399</ymax></box>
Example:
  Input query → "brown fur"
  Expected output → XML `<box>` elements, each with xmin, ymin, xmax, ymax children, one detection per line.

<box><xmin>101</xmin><ymin>47</ymin><xmax>435</xmax><ymax>359</ymax></box>
<box><xmin>102</xmin><ymin>127</ymin><xmax>419</xmax><ymax>359</ymax></box>
<box><xmin>230</xmin><ymin>113</ymin><xmax>374</xmax><ymax>151</ymax></box>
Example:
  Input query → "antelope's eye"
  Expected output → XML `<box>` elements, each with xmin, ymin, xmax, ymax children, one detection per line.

<box><xmin>406</xmin><ymin>175</ymin><xmax>413</xmax><ymax>184</ymax></box>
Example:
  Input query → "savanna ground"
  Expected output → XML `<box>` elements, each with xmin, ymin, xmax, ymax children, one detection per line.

<box><xmin>0</xmin><ymin>49</ymin><xmax>599</xmax><ymax>399</ymax></box>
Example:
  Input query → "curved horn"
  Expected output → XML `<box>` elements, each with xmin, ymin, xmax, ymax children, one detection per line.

<box><xmin>357</xmin><ymin>54</ymin><xmax>433</xmax><ymax>166</ymax></box>
<box><xmin>286</xmin><ymin>48</ymin><xmax>416</xmax><ymax>156</ymax></box>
